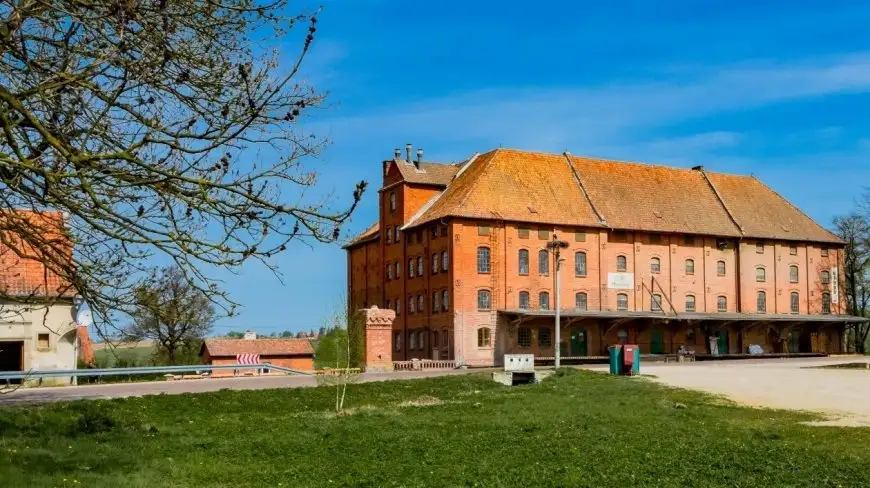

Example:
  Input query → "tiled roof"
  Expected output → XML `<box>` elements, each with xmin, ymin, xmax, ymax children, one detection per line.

<box><xmin>707</xmin><ymin>172</ymin><xmax>842</xmax><ymax>243</ymax></box>
<box><xmin>393</xmin><ymin>160</ymin><xmax>462</xmax><ymax>187</ymax></box>
<box><xmin>342</xmin><ymin>222</ymin><xmax>379</xmax><ymax>249</ymax></box>
<box><xmin>0</xmin><ymin>211</ymin><xmax>75</xmax><ymax>298</ymax></box>
<box><xmin>407</xmin><ymin>149</ymin><xmax>603</xmax><ymax>228</ymax></box>
<box><xmin>201</xmin><ymin>338</ymin><xmax>314</xmax><ymax>357</ymax></box>
<box><xmin>567</xmin><ymin>156</ymin><xmax>743</xmax><ymax>237</ymax></box>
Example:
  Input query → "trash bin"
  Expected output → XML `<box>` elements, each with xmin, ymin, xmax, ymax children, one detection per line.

<box><xmin>623</xmin><ymin>344</ymin><xmax>640</xmax><ymax>375</ymax></box>
<box><xmin>608</xmin><ymin>344</ymin><xmax>624</xmax><ymax>375</ymax></box>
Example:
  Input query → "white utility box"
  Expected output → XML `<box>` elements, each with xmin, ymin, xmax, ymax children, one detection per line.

<box><xmin>503</xmin><ymin>354</ymin><xmax>535</xmax><ymax>372</ymax></box>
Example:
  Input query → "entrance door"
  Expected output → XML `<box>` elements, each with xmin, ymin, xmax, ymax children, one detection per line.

<box><xmin>650</xmin><ymin>328</ymin><xmax>665</xmax><ymax>354</ymax></box>
<box><xmin>0</xmin><ymin>341</ymin><xmax>23</xmax><ymax>385</ymax></box>
<box><xmin>717</xmin><ymin>331</ymin><xmax>729</xmax><ymax>354</ymax></box>
<box><xmin>570</xmin><ymin>328</ymin><xmax>588</xmax><ymax>356</ymax></box>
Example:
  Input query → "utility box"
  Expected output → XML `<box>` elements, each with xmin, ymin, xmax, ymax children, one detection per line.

<box><xmin>608</xmin><ymin>344</ymin><xmax>624</xmax><ymax>375</ymax></box>
<box><xmin>493</xmin><ymin>354</ymin><xmax>551</xmax><ymax>386</ymax></box>
<box><xmin>504</xmin><ymin>354</ymin><xmax>534</xmax><ymax>372</ymax></box>
<box><xmin>623</xmin><ymin>344</ymin><xmax>640</xmax><ymax>375</ymax></box>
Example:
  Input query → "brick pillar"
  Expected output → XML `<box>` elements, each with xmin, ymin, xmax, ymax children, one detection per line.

<box><xmin>77</xmin><ymin>326</ymin><xmax>94</xmax><ymax>365</ymax></box>
<box><xmin>357</xmin><ymin>306</ymin><xmax>395</xmax><ymax>372</ymax></box>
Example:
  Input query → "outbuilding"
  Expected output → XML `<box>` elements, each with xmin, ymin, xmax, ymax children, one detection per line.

<box><xmin>199</xmin><ymin>337</ymin><xmax>315</xmax><ymax>375</ymax></box>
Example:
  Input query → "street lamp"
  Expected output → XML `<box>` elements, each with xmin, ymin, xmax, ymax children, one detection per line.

<box><xmin>546</xmin><ymin>234</ymin><xmax>569</xmax><ymax>368</ymax></box>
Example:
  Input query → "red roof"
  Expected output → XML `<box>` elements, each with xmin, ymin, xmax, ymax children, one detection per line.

<box><xmin>0</xmin><ymin>210</ymin><xmax>75</xmax><ymax>298</ymax></box>
<box><xmin>201</xmin><ymin>339</ymin><xmax>315</xmax><ymax>357</ymax></box>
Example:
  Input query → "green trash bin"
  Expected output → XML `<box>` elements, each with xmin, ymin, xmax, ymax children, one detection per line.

<box><xmin>608</xmin><ymin>344</ymin><xmax>623</xmax><ymax>375</ymax></box>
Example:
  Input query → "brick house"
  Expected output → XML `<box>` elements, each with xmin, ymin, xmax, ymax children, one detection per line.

<box><xmin>346</xmin><ymin>146</ymin><xmax>865</xmax><ymax>366</ymax></box>
<box><xmin>199</xmin><ymin>337</ymin><xmax>315</xmax><ymax>374</ymax></box>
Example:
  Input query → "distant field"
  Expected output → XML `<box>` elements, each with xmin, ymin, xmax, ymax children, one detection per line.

<box><xmin>2</xmin><ymin>370</ymin><xmax>869</xmax><ymax>487</ymax></box>
<box><xmin>93</xmin><ymin>344</ymin><xmax>156</xmax><ymax>367</ymax></box>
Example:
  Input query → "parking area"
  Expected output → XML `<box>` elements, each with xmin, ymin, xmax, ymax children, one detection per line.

<box><xmin>596</xmin><ymin>356</ymin><xmax>870</xmax><ymax>426</ymax></box>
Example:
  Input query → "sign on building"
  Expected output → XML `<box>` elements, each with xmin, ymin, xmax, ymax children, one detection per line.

<box><xmin>831</xmin><ymin>267</ymin><xmax>839</xmax><ymax>305</ymax></box>
<box><xmin>607</xmin><ymin>272</ymin><xmax>634</xmax><ymax>290</ymax></box>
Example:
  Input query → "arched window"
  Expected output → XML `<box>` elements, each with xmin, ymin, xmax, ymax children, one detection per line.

<box><xmin>756</xmin><ymin>267</ymin><xmax>766</xmax><ymax>282</ymax></box>
<box><xmin>616</xmin><ymin>293</ymin><xmax>628</xmax><ymax>311</ymax></box>
<box><xmin>433</xmin><ymin>331</ymin><xmax>439</xmax><ymax>348</ymax></box>
<box><xmin>821</xmin><ymin>270</ymin><xmax>831</xmax><ymax>284</ymax></box>
<box><xmin>432</xmin><ymin>292</ymin><xmax>439</xmax><ymax>313</ymax></box>
<box><xmin>417</xmin><ymin>256</ymin><xmax>423</xmax><ymax>276</ymax></box>
<box><xmin>717</xmin><ymin>260</ymin><xmax>726</xmax><ymax>276</ymax></box>
<box><xmin>518</xmin><ymin>249</ymin><xmax>529</xmax><ymax>275</ymax></box>
<box><xmin>409</xmin><ymin>331</ymin><xmax>416</xmax><ymax>350</ymax></box>
<box><xmin>822</xmin><ymin>292</ymin><xmax>832</xmax><ymax>314</ymax></box>
<box><xmin>409</xmin><ymin>296</ymin><xmax>415</xmax><ymax>314</ymax></box>
<box><xmin>789</xmin><ymin>265</ymin><xmax>799</xmax><ymax>283</ymax></box>
<box><xmin>418</xmin><ymin>331</ymin><xmax>425</xmax><ymax>350</ymax></box>
<box><xmin>575</xmin><ymin>292</ymin><xmax>588</xmax><ymax>311</ymax></box>
<box><xmin>717</xmin><ymin>296</ymin><xmax>727</xmax><ymax>312</ymax></box>
<box><xmin>575</xmin><ymin>252</ymin><xmax>587</xmax><ymax>277</ymax></box>
<box><xmin>386</xmin><ymin>264</ymin><xmax>392</xmax><ymax>280</ymax></box>
<box><xmin>616</xmin><ymin>255</ymin><xmax>627</xmax><ymax>272</ymax></box>
<box><xmin>477</xmin><ymin>247</ymin><xmax>491</xmax><ymax>274</ymax></box>
<box><xmin>395</xmin><ymin>261</ymin><xmax>400</xmax><ymax>278</ymax></box>
<box><xmin>408</xmin><ymin>258</ymin><xmax>415</xmax><ymax>278</ymax></box>
<box><xmin>518</xmin><ymin>327</ymin><xmax>531</xmax><ymax>347</ymax></box>
<box><xmin>539</xmin><ymin>291</ymin><xmax>550</xmax><ymax>310</ymax></box>
<box><xmin>417</xmin><ymin>294</ymin><xmax>424</xmax><ymax>313</ymax></box>
<box><xmin>685</xmin><ymin>259</ymin><xmax>695</xmax><ymax>275</ymax></box>
<box><xmin>442</xmin><ymin>290</ymin><xmax>449</xmax><ymax>311</ymax></box>
<box><xmin>395</xmin><ymin>227</ymin><xmax>400</xmax><ymax>242</ymax></box>
<box><xmin>386</xmin><ymin>227</ymin><xmax>392</xmax><ymax>244</ymax></box>
<box><xmin>756</xmin><ymin>291</ymin><xmax>767</xmax><ymax>313</ymax></box>
<box><xmin>477</xmin><ymin>328</ymin><xmax>491</xmax><ymax>347</ymax></box>
<box><xmin>538</xmin><ymin>249</ymin><xmax>549</xmax><ymax>275</ymax></box>
<box><xmin>389</xmin><ymin>192</ymin><xmax>396</xmax><ymax>212</ymax></box>
<box><xmin>650</xmin><ymin>257</ymin><xmax>661</xmax><ymax>274</ymax></box>
<box><xmin>651</xmin><ymin>293</ymin><xmax>663</xmax><ymax>311</ymax></box>
<box><xmin>686</xmin><ymin>295</ymin><xmax>696</xmax><ymax>312</ymax></box>
<box><xmin>442</xmin><ymin>251</ymin><xmax>449</xmax><ymax>271</ymax></box>
<box><xmin>790</xmin><ymin>292</ymin><xmax>799</xmax><ymax>313</ymax></box>
<box><xmin>477</xmin><ymin>290</ymin><xmax>491</xmax><ymax>311</ymax></box>
<box><xmin>396</xmin><ymin>299</ymin><xmax>401</xmax><ymax>315</ymax></box>
<box><xmin>518</xmin><ymin>291</ymin><xmax>530</xmax><ymax>310</ymax></box>
<box><xmin>395</xmin><ymin>332</ymin><xmax>402</xmax><ymax>351</ymax></box>
<box><xmin>432</xmin><ymin>253</ymin><xmax>439</xmax><ymax>274</ymax></box>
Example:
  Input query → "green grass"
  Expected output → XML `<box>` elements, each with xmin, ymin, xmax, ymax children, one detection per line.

<box><xmin>2</xmin><ymin>370</ymin><xmax>869</xmax><ymax>487</ymax></box>
<box><xmin>93</xmin><ymin>346</ymin><xmax>156</xmax><ymax>367</ymax></box>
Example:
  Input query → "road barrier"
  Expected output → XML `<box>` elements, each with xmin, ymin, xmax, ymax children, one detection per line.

<box><xmin>0</xmin><ymin>363</ymin><xmax>311</xmax><ymax>382</ymax></box>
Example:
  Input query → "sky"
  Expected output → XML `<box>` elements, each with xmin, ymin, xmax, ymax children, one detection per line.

<box><xmin>211</xmin><ymin>0</ymin><xmax>870</xmax><ymax>335</ymax></box>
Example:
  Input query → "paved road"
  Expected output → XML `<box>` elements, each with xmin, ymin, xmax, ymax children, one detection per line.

<box><xmin>0</xmin><ymin>369</ymin><xmax>484</xmax><ymax>405</ymax></box>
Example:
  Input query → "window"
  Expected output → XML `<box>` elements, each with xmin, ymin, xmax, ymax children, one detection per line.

<box><xmin>717</xmin><ymin>261</ymin><xmax>726</xmax><ymax>276</ymax></box>
<box><xmin>408</xmin><ymin>259</ymin><xmax>415</xmax><ymax>278</ymax></box>
<box><xmin>616</xmin><ymin>255</ymin><xmax>627</xmax><ymax>272</ymax></box>
<box><xmin>386</xmin><ymin>227</ymin><xmax>392</xmax><ymax>244</ymax></box>
<box><xmin>386</xmin><ymin>264</ymin><xmax>392</xmax><ymax>280</ymax></box>
<box><xmin>717</xmin><ymin>296</ymin><xmax>727</xmax><ymax>312</ymax></box>
<box><xmin>389</xmin><ymin>192</ymin><xmax>396</xmax><ymax>212</ymax></box>
<box><xmin>539</xmin><ymin>292</ymin><xmax>550</xmax><ymax>310</ymax></box>
<box><xmin>538</xmin><ymin>249</ymin><xmax>549</xmax><ymax>275</ymax></box>
<box><xmin>431</xmin><ymin>226</ymin><xmax>438</xmax><ymax>239</ymax></box>
<box><xmin>409</xmin><ymin>331</ymin><xmax>416</xmax><ymax>350</ymax></box>
<box><xmin>789</xmin><ymin>265</ymin><xmax>799</xmax><ymax>283</ymax></box>
<box><xmin>518</xmin><ymin>227</ymin><xmax>530</xmax><ymax>239</ymax></box>
<box><xmin>685</xmin><ymin>259</ymin><xmax>695</xmax><ymax>275</ymax></box>
<box><xmin>385</xmin><ymin>299</ymin><xmax>391</xmax><ymax>310</ymax></box>
<box><xmin>617</xmin><ymin>293</ymin><xmax>628</xmax><ymax>311</ymax></box>
<box><xmin>478</xmin><ymin>328</ymin><xmax>491</xmax><ymax>348</ymax></box>
<box><xmin>575</xmin><ymin>252</ymin><xmax>587</xmax><ymax>277</ymax></box>
<box><xmin>650</xmin><ymin>257</ymin><xmax>661</xmax><ymax>274</ymax></box>
<box><xmin>395</xmin><ymin>227</ymin><xmax>400</xmax><ymax>242</ymax></box>
<box><xmin>575</xmin><ymin>231</ymin><xmax>586</xmax><ymax>242</ymax></box>
<box><xmin>433</xmin><ymin>331</ymin><xmax>439</xmax><ymax>348</ymax></box>
<box><xmin>518</xmin><ymin>327</ymin><xmax>531</xmax><ymax>348</ymax></box>
<box><xmin>538</xmin><ymin>229</ymin><xmax>550</xmax><ymax>240</ymax></box>
<box><xmin>756</xmin><ymin>291</ymin><xmax>767</xmax><ymax>313</ymax></box>
<box><xmin>610</xmin><ymin>231</ymin><xmax>627</xmax><ymax>243</ymax></box>
<box><xmin>433</xmin><ymin>292</ymin><xmax>440</xmax><ymax>313</ymax></box>
<box><xmin>442</xmin><ymin>251</ymin><xmax>448</xmax><ymax>271</ymax></box>
<box><xmin>756</xmin><ymin>267</ymin><xmax>766</xmax><ymax>282</ymax></box>
<box><xmin>519</xmin><ymin>291</ymin><xmax>530</xmax><ymax>309</ymax></box>
<box><xmin>477</xmin><ymin>247</ymin><xmax>491</xmax><ymax>274</ymax></box>
<box><xmin>417</xmin><ymin>295</ymin><xmax>424</xmax><ymax>313</ymax></box>
<box><xmin>409</xmin><ymin>296</ymin><xmax>416</xmax><ymax>314</ymax></box>
<box><xmin>395</xmin><ymin>332</ymin><xmax>402</xmax><ymax>351</ymax></box>
<box><xmin>821</xmin><ymin>270</ymin><xmax>831</xmax><ymax>284</ymax></box>
<box><xmin>417</xmin><ymin>256</ymin><xmax>423</xmax><ymax>276</ymax></box>
<box><xmin>442</xmin><ymin>330</ymin><xmax>448</xmax><ymax>348</ymax></box>
<box><xmin>575</xmin><ymin>292</ymin><xmax>588</xmax><ymax>311</ymax></box>
<box><xmin>822</xmin><ymin>292</ymin><xmax>832</xmax><ymax>314</ymax></box>
<box><xmin>432</xmin><ymin>253</ymin><xmax>439</xmax><ymax>274</ymax></box>
<box><xmin>789</xmin><ymin>244</ymin><xmax>797</xmax><ymax>255</ymax></box>
<box><xmin>518</xmin><ymin>249</ymin><xmax>530</xmax><ymax>275</ymax></box>
<box><xmin>442</xmin><ymin>290</ymin><xmax>449</xmax><ymax>311</ymax></box>
<box><xmin>477</xmin><ymin>290</ymin><xmax>491</xmax><ymax>311</ymax></box>
<box><xmin>685</xmin><ymin>295</ymin><xmax>696</xmax><ymax>312</ymax></box>
<box><xmin>395</xmin><ymin>261</ymin><xmax>400</xmax><ymax>278</ymax></box>
<box><xmin>539</xmin><ymin>327</ymin><xmax>552</xmax><ymax>347</ymax></box>
<box><xmin>649</xmin><ymin>234</ymin><xmax>661</xmax><ymax>245</ymax></box>
<box><xmin>478</xmin><ymin>224</ymin><xmax>490</xmax><ymax>236</ymax></box>
<box><xmin>821</xmin><ymin>247</ymin><xmax>829</xmax><ymax>257</ymax></box>
<box><xmin>37</xmin><ymin>333</ymin><xmax>49</xmax><ymax>350</ymax></box>
<box><xmin>396</xmin><ymin>299</ymin><xmax>401</xmax><ymax>315</ymax></box>
<box><xmin>684</xmin><ymin>235</ymin><xmax>695</xmax><ymax>246</ymax></box>
<box><xmin>756</xmin><ymin>242</ymin><xmax>764</xmax><ymax>254</ymax></box>
<box><xmin>651</xmin><ymin>293</ymin><xmax>663</xmax><ymax>312</ymax></box>
<box><xmin>790</xmin><ymin>292</ymin><xmax>799</xmax><ymax>314</ymax></box>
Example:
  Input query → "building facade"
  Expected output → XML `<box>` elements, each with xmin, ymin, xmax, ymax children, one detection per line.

<box><xmin>346</xmin><ymin>147</ymin><xmax>860</xmax><ymax>366</ymax></box>
<box><xmin>199</xmin><ymin>336</ymin><xmax>315</xmax><ymax>375</ymax></box>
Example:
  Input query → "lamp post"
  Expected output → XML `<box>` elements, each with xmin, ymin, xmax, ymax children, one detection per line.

<box><xmin>547</xmin><ymin>234</ymin><xmax>569</xmax><ymax>368</ymax></box>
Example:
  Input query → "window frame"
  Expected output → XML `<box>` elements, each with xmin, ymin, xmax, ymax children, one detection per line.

<box><xmin>518</xmin><ymin>227</ymin><xmax>530</xmax><ymax>239</ymax></box>
<box><xmin>518</xmin><ymin>291</ymin><xmax>530</xmax><ymax>310</ymax></box>
<box><xmin>386</xmin><ymin>227</ymin><xmax>392</xmax><ymax>244</ymax></box>
<box><xmin>789</xmin><ymin>265</ymin><xmax>799</xmax><ymax>283</ymax></box>
<box><xmin>442</xmin><ymin>251</ymin><xmax>449</xmax><ymax>271</ymax></box>
<box><xmin>477</xmin><ymin>289</ymin><xmax>492</xmax><ymax>311</ymax></box>
<box><xmin>650</xmin><ymin>257</ymin><xmax>661</xmax><ymax>274</ymax></box>
<box><xmin>386</xmin><ymin>264</ymin><xmax>392</xmax><ymax>280</ymax></box>
<box><xmin>756</xmin><ymin>291</ymin><xmax>767</xmax><ymax>313</ymax></box>
<box><xmin>685</xmin><ymin>295</ymin><xmax>696</xmax><ymax>312</ymax></box>
<box><xmin>417</xmin><ymin>294</ymin><xmax>424</xmax><ymax>313</ymax></box>
<box><xmin>517</xmin><ymin>327</ymin><xmax>531</xmax><ymax>348</ymax></box>
<box><xmin>616</xmin><ymin>255</ymin><xmax>627</xmax><ymax>272</ymax></box>
<box><xmin>538</xmin><ymin>327</ymin><xmax>552</xmax><ymax>347</ymax></box>
<box><xmin>822</xmin><ymin>292</ymin><xmax>832</xmax><ymax>314</ymax></box>
<box><xmin>717</xmin><ymin>260</ymin><xmax>726</xmax><ymax>277</ymax></box>
<box><xmin>389</xmin><ymin>192</ymin><xmax>396</xmax><ymax>213</ymax></box>
<box><xmin>539</xmin><ymin>291</ymin><xmax>550</xmax><ymax>310</ymax></box>
<box><xmin>477</xmin><ymin>247</ymin><xmax>491</xmax><ymax>274</ymax></box>
<box><xmin>789</xmin><ymin>244</ymin><xmax>797</xmax><ymax>255</ymax></box>
<box><xmin>685</xmin><ymin>258</ymin><xmax>695</xmax><ymax>275</ymax></box>
<box><xmin>518</xmin><ymin>249</ymin><xmax>530</xmax><ymax>276</ymax></box>
<box><xmin>432</xmin><ymin>291</ymin><xmax>439</xmax><ymax>313</ymax></box>
<box><xmin>478</xmin><ymin>224</ymin><xmax>490</xmax><ymax>236</ymax></box>
<box><xmin>409</xmin><ymin>296</ymin><xmax>416</xmax><ymax>314</ymax></box>
<box><xmin>756</xmin><ymin>242</ymin><xmax>764</xmax><ymax>254</ymax></box>
<box><xmin>432</xmin><ymin>253</ymin><xmax>439</xmax><ymax>274</ymax></box>
<box><xmin>821</xmin><ymin>247</ymin><xmax>829</xmax><ymax>257</ymax></box>
<box><xmin>790</xmin><ymin>292</ymin><xmax>799</xmax><ymax>314</ymax></box>
<box><xmin>756</xmin><ymin>267</ymin><xmax>766</xmax><ymax>282</ymax></box>
<box><xmin>442</xmin><ymin>290</ymin><xmax>449</xmax><ymax>311</ymax></box>
<box><xmin>538</xmin><ymin>249</ymin><xmax>549</xmax><ymax>275</ymax></box>
<box><xmin>417</xmin><ymin>256</ymin><xmax>423</xmax><ymax>276</ymax></box>
<box><xmin>616</xmin><ymin>293</ymin><xmax>628</xmax><ymax>311</ymax></box>
<box><xmin>575</xmin><ymin>251</ymin><xmax>587</xmax><ymax>277</ymax></box>
<box><xmin>408</xmin><ymin>258</ymin><xmax>415</xmax><ymax>278</ymax></box>
<box><xmin>575</xmin><ymin>292</ymin><xmax>588</xmax><ymax>311</ymax></box>
<box><xmin>717</xmin><ymin>296</ymin><xmax>727</xmax><ymax>313</ymax></box>
<box><xmin>651</xmin><ymin>293</ymin><xmax>663</xmax><ymax>312</ymax></box>
<box><xmin>478</xmin><ymin>327</ymin><xmax>492</xmax><ymax>348</ymax></box>
<box><xmin>37</xmin><ymin>333</ymin><xmax>50</xmax><ymax>350</ymax></box>
<box><xmin>821</xmin><ymin>270</ymin><xmax>831</xmax><ymax>284</ymax></box>
<box><xmin>394</xmin><ymin>331</ymin><xmax>402</xmax><ymax>351</ymax></box>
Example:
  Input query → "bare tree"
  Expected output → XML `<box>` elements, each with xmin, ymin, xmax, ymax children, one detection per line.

<box><xmin>833</xmin><ymin>211</ymin><xmax>870</xmax><ymax>352</ymax></box>
<box><xmin>126</xmin><ymin>266</ymin><xmax>214</xmax><ymax>364</ymax></box>
<box><xmin>0</xmin><ymin>1</ymin><xmax>366</xmax><ymax>337</ymax></box>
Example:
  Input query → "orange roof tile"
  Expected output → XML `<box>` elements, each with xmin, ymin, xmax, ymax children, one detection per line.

<box><xmin>343</xmin><ymin>222</ymin><xmax>379</xmax><ymax>249</ymax></box>
<box><xmin>706</xmin><ymin>172</ymin><xmax>842</xmax><ymax>243</ymax></box>
<box><xmin>201</xmin><ymin>338</ymin><xmax>314</xmax><ymax>357</ymax></box>
<box><xmin>0</xmin><ymin>210</ymin><xmax>75</xmax><ymax>298</ymax></box>
<box><xmin>393</xmin><ymin>160</ymin><xmax>462</xmax><ymax>187</ymax></box>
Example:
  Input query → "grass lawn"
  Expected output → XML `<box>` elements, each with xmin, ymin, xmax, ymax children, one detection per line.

<box><xmin>93</xmin><ymin>346</ymin><xmax>155</xmax><ymax>367</ymax></box>
<box><xmin>2</xmin><ymin>370</ymin><xmax>869</xmax><ymax>487</ymax></box>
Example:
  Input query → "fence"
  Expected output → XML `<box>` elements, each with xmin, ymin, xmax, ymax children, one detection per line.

<box><xmin>392</xmin><ymin>359</ymin><xmax>456</xmax><ymax>371</ymax></box>
<box><xmin>0</xmin><ymin>363</ymin><xmax>311</xmax><ymax>383</ymax></box>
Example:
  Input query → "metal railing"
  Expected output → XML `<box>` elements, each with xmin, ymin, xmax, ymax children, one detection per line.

<box><xmin>0</xmin><ymin>363</ymin><xmax>311</xmax><ymax>382</ymax></box>
<box><xmin>393</xmin><ymin>359</ymin><xmax>456</xmax><ymax>371</ymax></box>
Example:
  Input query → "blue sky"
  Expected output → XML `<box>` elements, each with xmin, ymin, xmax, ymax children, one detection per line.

<box><xmin>212</xmin><ymin>0</ymin><xmax>870</xmax><ymax>335</ymax></box>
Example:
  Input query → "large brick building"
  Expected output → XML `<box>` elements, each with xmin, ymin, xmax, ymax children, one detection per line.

<box><xmin>346</xmin><ymin>146</ymin><xmax>863</xmax><ymax>366</ymax></box>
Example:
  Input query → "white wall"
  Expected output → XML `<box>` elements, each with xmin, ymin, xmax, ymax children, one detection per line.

<box><xmin>0</xmin><ymin>301</ymin><xmax>77</xmax><ymax>385</ymax></box>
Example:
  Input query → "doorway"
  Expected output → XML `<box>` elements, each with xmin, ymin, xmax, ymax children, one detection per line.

<box><xmin>0</xmin><ymin>341</ymin><xmax>23</xmax><ymax>385</ymax></box>
<box><xmin>650</xmin><ymin>328</ymin><xmax>665</xmax><ymax>354</ymax></box>
<box><xmin>717</xmin><ymin>331</ymin><xmax>730</xmax><ymax>354</ymax></box>
<box><xmin>570</xmin><ymin>328</ymin><xmax>588</xmax><ymax>356</ymax></box>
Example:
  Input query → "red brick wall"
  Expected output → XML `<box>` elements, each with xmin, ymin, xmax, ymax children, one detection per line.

<box><xmin>204</xmin><ymin>355</ymin><xmax>313</xmax><ymax>376</ymax></box>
